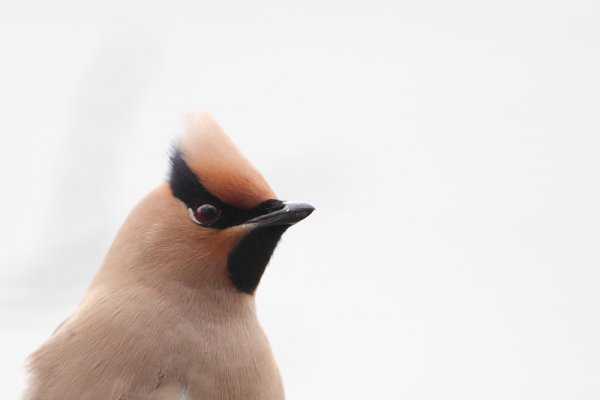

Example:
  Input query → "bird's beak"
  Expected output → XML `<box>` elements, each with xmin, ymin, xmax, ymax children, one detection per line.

<box><xmin>246</xmin><ymin>201</ymin><xmax>315</xmax><ymax>227</ymax></box>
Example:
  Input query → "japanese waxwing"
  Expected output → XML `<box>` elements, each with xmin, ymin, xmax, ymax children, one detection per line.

<box><xmin>25</xmin><ymin>112</ymin><xmax>314</xmax><ymax>400</ymax></box>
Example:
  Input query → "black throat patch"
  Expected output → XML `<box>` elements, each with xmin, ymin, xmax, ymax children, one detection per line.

<box><xmin>227</xmin><ymin>225</ymin><xmax>289</xmax><ymax>294</ymax></box>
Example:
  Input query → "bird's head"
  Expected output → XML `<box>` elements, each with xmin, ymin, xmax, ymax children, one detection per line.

<box><xmin>106</xmin><ymin>113</ymin><xmax>313</xmax><ymax>295</ymax></box>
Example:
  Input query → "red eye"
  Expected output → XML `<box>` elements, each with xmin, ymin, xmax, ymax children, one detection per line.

<box><xmin>195</xmin><ymin>203</ymin><xmax>221</xmax><ymax>225</ymax></box>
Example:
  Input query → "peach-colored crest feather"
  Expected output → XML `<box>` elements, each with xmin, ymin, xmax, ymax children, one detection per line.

<box><xmin>180</xmin><ymin>112</ymin><xmax>275</xmax><ymax>209</ymax></box>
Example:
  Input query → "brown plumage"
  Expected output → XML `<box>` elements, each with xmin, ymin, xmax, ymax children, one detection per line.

<box><xmin>25</xmin><ymin>112</ymin><xmax>314</xmax><ymax>400</ymax></box>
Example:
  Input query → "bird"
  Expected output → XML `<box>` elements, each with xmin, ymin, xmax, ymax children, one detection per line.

<box><xmin>25</xmin><ymin>112</ymin><xmax>314</xmax><ymax>400</ymax></box>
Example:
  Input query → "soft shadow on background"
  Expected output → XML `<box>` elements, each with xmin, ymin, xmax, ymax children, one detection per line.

<box><xmin>1</xmin><ymin>1</ymin><xmax>599</xmax><ymax>398</ymax></box>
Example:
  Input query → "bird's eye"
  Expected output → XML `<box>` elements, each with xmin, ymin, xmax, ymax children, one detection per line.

<box><xmin>194</xmin><ymin>203</ymin><xmax>221</xmax><ymax>225</ymax></box>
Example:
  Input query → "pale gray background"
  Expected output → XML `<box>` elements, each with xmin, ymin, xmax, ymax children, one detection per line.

<box><xmin>1</xmin><ymin>0</ymin><xmax>600</xmax><ymax>398</ymax></box>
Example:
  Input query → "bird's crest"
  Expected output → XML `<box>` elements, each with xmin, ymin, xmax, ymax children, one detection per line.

<box><xmin>174</xmin><ymin>112</ymin><xmax>275</xmax><ymax>209</ymax></box>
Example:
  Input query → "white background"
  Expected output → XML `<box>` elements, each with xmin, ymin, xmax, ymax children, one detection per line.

<box><xmin>1</xmin><ymin>1</ymin><xmax>600</xmax><ymax>398</ymax></box>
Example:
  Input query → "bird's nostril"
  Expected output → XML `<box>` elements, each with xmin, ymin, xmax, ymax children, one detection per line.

<box><xmin>263</xmin><ymin>199</ymin><xmax>285</xmax><ymax>211</ymax></box>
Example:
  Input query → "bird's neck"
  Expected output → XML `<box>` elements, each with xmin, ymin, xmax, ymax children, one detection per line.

<box><xmin>87</xmin><ymin>184</ymin><xmax>255</xmax><ymax>318</ymax></box>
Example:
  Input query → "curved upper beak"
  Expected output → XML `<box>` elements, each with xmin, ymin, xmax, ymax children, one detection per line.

<box><xmin>246</xmin><ymin>201</ymin><xmax>315</xmax><ymax>227</ymax></box>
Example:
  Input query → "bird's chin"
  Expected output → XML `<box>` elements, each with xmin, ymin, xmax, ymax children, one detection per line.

<box><xmin>226</xmin><ymin>225</ymin><xmax>289</xmax><ymax>294</ymax></box>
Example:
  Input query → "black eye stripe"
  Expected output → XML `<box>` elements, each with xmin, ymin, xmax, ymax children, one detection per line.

<box><xmin>169</xmin><ymin>148</ymin><xmax>283</xmax><ymax>229</ymax></box>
